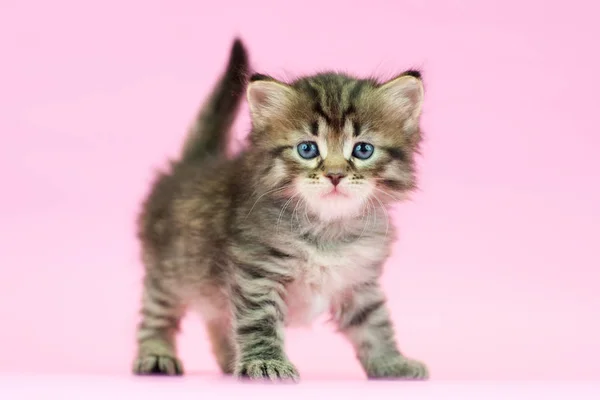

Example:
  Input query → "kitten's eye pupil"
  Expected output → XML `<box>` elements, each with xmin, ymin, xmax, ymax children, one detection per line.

<box><xmin>297</xmin><ymin>141</ymin><xmax>320</xmax><ymax>159</ymax></box>
<box><xmin>352</xmin><ymin>142</ymin><xmax>374</xmax><ymax>160</ymax></box>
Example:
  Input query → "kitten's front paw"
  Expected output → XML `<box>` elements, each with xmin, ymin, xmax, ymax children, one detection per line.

<box><xmin>366</xmin><ymin>355</ymin><xmax>429</xmax><ymax>380</ymax></box>
<box><xmin>133</xmin><ymin>354</ymin><xmax>184</xmax><ymax>376</ymax></box>
<box><xmin>235</xmin><ymin>358</ymin><xmax>299</xmax><ymax>382</ymax></box>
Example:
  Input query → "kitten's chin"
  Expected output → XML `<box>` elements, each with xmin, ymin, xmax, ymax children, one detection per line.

<box><xmin>305</xmin><ymin>194</ymin><xmax>367</xmax><ymax>222</ymax></box>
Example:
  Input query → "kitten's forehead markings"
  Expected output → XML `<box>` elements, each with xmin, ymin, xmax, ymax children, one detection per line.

<box><xmin>316</xmin><ymin>123</ymin><xmax>329</xmax><ymax>159</ymax></box>
<box><xmin>342</xmin><ymin>119</ymin><xmax>355</xmax><ymax>159</ymax></box>
<box><xmin>312</xmin><ymin>118</ymin><xmax>323</xmax><ymax>137</ymax></box>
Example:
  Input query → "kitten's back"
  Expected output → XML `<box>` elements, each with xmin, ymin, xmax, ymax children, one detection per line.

<box><xmin>136</xmin><ymin>39</ymin><xmax>250</xmax><ymax>257</ymax></box>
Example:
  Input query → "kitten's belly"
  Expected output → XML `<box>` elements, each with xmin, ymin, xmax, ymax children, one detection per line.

<box><xmin>285</xmin><ymin>282</ymin><xmax>330</xmax><ymax>327</ymax></box>
<box><xmin>284</xmin><ymin>242</ymin><xmax>384</xmax><ymax>326</ymax></box>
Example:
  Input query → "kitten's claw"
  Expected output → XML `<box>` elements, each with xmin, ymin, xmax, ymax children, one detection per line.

<box><xmin>366</xmin><ymin>355</ymin><xmax>429</xmax><ymax>380</ymax></box>
<box><xmin>133</xmin><ymin>354</ymin><xmax>184</xmax><ymax>376</ymax></box>
<box><xmin>235</xmin><ymin>358</ymin><xmax>299</xmax><ymax>382</ymax></box>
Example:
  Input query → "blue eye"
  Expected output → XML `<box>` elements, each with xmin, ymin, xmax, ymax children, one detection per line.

<box><xmin>297</xmin><ymin>141</ymin><xmax>320</xmax><ymax>159</ymax></box>
<box><xmin>352</xmin><ymin>142</ymin><xmax>374</xmax><ymax>160</ymax></box>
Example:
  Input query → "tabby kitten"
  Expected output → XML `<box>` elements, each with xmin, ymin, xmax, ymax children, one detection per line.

<box><xmin>133</xmin><ymin>38</ymin><xmax>429</xmax><ymax>381</ymax></box>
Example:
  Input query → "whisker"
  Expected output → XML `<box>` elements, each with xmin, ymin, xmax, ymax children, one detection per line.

<box><xmin>290</xmin><ymin>196</ymin><xmax>304</xmax><ymax>232</ymax></box>
<box><xmin>358</xmin><ymin>199</ymin><xmax>372</xmax><ymax>240</ymax></box>
<box><xmin>297</xmin><ymin>199</ymin><xmax>309</xmax><ymax>231</ymax></box>
<box><xmin>303</xmin><ymin>200</ymin><xmax>311</xmax><ymax>225</ymax></box>
<box><xmin>373</xmin><ymin>186</ymin><xmax>402</xmax><ymax>202</ymax></box>
<box><xmin>277</xmin><ymin>193</ymin><xmax>299</xmax><ymax>233</ymax></box>
<box><xmin>372</xmin><ymin>194</ymin><xmax>389</xmax><ymax>237</ymax></box>
<box><xmin>245</xmin><ymin>184</ymin><xmax>293</xmax><ymax>220</ymax></box>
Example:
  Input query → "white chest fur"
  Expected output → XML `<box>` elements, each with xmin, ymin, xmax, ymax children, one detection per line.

<box><xmin>284</xmin><ymin>234</ymin><xmax>388</xmax><ymax>327</ymax></box>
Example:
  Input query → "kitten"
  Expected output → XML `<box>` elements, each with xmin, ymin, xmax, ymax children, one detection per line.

<box><xmin>133</xmin><ymin>38</ymin><xmax>429</xmax><ymax>381</ymax></box>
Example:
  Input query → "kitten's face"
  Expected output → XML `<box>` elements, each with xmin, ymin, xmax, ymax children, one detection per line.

<box><xmin>247</xmin><ymin>72</ymin><xmax>424</xmax><ymax>221</ymax></box>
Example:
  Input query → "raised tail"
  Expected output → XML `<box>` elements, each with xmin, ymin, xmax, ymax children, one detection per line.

<box><xmin>180</xmin><ymin>38</ymin><xmax>249</xmax><ymax>163</ymax></box>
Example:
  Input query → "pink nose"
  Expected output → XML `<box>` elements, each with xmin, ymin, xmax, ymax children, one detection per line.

<box><xmin>326</xmin><ymin>173</ymin><xmax>346</xmax><ymax>186</ymax></box>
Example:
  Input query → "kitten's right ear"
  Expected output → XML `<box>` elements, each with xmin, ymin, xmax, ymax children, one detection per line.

<box><xmin>247</xmin><ymin>74</ymin><xmax>294</xmax><ymax>126</ymax></box>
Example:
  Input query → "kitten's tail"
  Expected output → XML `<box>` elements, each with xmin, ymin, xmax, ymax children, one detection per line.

<box><xmin>180</xmin><ymin>38</ymin><xmax>249</xmax><ymax>162</ymax></box>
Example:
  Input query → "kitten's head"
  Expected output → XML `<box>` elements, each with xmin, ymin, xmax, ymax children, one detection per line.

<box><xmin>247</xmin><ymin>71</ymin><xmax>424</xmax><ymax>222</ymax></box>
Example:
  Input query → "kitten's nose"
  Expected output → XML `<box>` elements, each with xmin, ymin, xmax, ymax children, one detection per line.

<box><xmin>326</xmin><ymin>173</ymin><xmax>346</xmax><ymax>186</ymax></box>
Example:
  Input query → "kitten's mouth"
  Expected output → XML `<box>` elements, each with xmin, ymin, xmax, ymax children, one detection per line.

<box><xmin>321</xmin><ymin>188</ymin><xmax>349</xmax><ymax>198</ymax></box>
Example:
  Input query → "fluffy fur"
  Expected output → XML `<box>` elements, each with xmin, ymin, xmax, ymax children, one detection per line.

<box><xmin>132</xmin><ymin>38</ymin><xmax>429</xmax><ymax>381</ymax></box>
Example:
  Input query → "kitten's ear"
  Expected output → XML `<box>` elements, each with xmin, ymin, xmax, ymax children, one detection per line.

<box><xmin>378</xmin><ymin>71</ymin><xmax>424</xmax><ymax>131</ymax></box>
<box><xmin>247</xmin><ymin>75</ymin><xmax>294</xmax><ymax>126</ymax></box>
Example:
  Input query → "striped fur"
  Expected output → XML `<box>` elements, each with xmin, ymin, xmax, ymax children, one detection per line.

<box><xmin>133</xmin><ymin>38</ymin><xmax>429</xmax><ymax>381</ymax></box>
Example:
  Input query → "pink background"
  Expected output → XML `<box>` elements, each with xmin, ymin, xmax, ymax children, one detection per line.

<box><xmin>1</xmin><ymin>0</ymin><xmax>599</xmax><ymax>381</ymax></box>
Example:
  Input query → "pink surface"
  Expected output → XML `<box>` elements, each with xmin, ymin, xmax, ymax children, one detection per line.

<box><xmin>1</xmin><ymin>0</ymin><xmax>599</xmax><ymax>382</ymax></box>
<box><xmin>2</xmin><ymin>376</ymin><xmax>600</xmax><ymax>400</ymax></box>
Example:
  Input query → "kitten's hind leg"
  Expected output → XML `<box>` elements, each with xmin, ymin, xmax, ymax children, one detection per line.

<box><xmin>133</xmin><ymin>275</ymin><xmax>186</xmax><ymax>376</ymax></box>
<box><xmin>206</xmin><ymin>319</ymin><xmax>236</xmax><ymax>375</ymax></box>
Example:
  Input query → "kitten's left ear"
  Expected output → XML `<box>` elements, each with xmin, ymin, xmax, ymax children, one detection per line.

<box><xmin>378</xmin><ymin>71</ymin><xmax>424</xmax><ymax>131</ymax></box>
<box><xmin>247</xmin><ymin>74</ymin><xmax>294</xmax><ymax>129</ymax></box>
